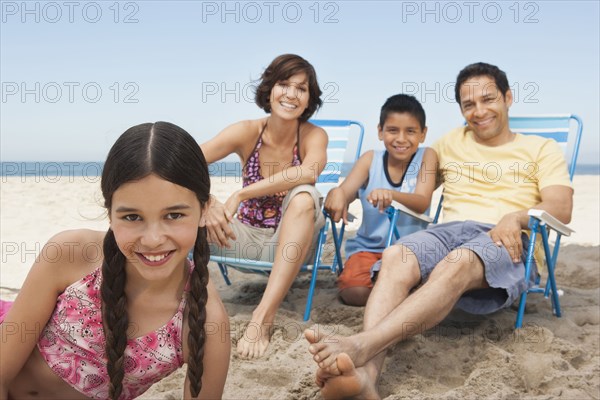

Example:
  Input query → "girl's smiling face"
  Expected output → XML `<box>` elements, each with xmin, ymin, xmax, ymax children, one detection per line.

<box><xmin>110</xmin><ymin>174</ymin><xmax>203</xmax><ymax>281</ymax></box>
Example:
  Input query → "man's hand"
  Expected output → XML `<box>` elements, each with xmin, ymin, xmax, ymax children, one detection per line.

<box><xmin>367</xmin><ymin>189</ymin><xmax>393</xmax><ymax>213</ymax></box>
<box><xmin>206</xmin><ymin>195</ymin><xmax>236</xmax><ymax>248</ymax></box>
<box><xmin>488</xmin><ymin>213</ymin><xmax>523</xmax><ymax>263</ymax></box>
<box><xmin>324</xmin><ymin>188</ymin><xmax>348</xmax><ymax>223</ymax></box>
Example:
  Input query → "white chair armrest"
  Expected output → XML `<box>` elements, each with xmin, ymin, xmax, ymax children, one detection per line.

<box><xmin>346</xmin><ymin>212</ymin><xmax>357</xmax><ymax>223</ymax></box>
<box><xmin>390</xmin><ymin>201</ymin><xmax>434</xmax><ymax>223</ymax></box>
<box><xmin>527</xmin><ymin>209</ymin><xmax>574</xmax><ymax>237</ymax></box>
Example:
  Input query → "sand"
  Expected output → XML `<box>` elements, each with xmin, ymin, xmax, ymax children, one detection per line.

<box><xmin>1</xmin><ymin>175</ymin><xmax>598</xmax><ymax>399</ymax></box>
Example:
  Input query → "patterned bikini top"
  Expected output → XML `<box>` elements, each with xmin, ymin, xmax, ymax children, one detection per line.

<box><xmin>237</xmin><ymin>122</ymin><xmax>301</xmax><ymax>229</ymax></box>
<box><xmin>37</xmin><ymin>262</ymin><xmax>192</xmax><ymax>399</ymax></box>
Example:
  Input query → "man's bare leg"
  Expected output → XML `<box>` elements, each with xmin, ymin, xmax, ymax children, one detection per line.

<box><xmin>306</xmin><ymin>245</ymin><xmax>421</xmax><ymax>368</ymax></box>
<box><xmin>237</xmin><ymin>193</ymin><xmax>315</xmax><ymax>358</ymax></box>
<box><xmin>307</xmin><ymin>247</ymin><xmax>488</xmax><ymax>369</ymax></box>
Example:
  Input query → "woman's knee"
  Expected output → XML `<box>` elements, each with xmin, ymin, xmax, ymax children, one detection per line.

<box><xmin>286</xmin><ymin>191</ymin><xmax>316</xmax><ymax>215</ymax></box>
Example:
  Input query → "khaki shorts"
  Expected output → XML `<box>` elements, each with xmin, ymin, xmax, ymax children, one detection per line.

<box><xmin>210</xmin><ymin>184</ymin><xmax>325</xmax><ymax>264</ymax></box>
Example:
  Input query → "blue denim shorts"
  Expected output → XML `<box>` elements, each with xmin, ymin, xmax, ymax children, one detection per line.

<box><xmin>375</xmin><ymin>220</ymin><xmax>537</xmax><ymax>315</ymax></box>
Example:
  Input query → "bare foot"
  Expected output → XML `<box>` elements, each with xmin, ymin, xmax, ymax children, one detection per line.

<box><xmin>317</xmin><ymin>353</ymin><xmax>380</xmax><ymax>400</ymax></box>
<box><xmin>304</xmin><ymin>327</ymin><xmax>368</xmax><ymax>371</ymax></box>
<box><xmin>237</xmin><ymin>319</ymin><xmax>273</xmax><ymax>359</ymax></box>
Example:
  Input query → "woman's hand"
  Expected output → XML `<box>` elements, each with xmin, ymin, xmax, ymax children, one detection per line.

<box><xmin>206</xmin><ymin>195</ymin><xmax>236</xmax><ymax>248</ymax></box>
<box><xmin>224</xmin><ymin>191</ymin><xmax>242</xmax><ymax>219</ymax></box>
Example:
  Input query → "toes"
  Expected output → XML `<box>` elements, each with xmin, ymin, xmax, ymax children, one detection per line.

<box><xmin>258</xmin><ymin>343</ymin><xmax>268</xmax><ymax>358</ymax></box>
<box><xmin>318</xmin><ymin>353</ymin><xmax>337</xmax><ymax>369</ymax></box>
<box><xmin>304</xmin><ymin>328</ymin><xmax>318</xmax><ymax>343</ymax></box>
<box><xmin>309</xmin><ymin>342</ymin><xmax>327</xmax><ymax>356</ymax></box>
<box><xmin>236</xmin><ymin>341</ymin><xmax>247</xmax><ymax>358</ymax></box>
<box><xmin>336</xmin><ymin>353</ymin><xmax>355</xmax><ymax>374</ymax></box>
<box><xmin>325</xmin><ymin>363</ymin><xmax>340</xmax><ymax>376</ymax></box>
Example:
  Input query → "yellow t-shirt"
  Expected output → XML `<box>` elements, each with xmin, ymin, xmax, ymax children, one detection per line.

<box><xmin>432</xmin><ymin>126</ymin><xmax>572</xmax><ymax>225</ymax></box>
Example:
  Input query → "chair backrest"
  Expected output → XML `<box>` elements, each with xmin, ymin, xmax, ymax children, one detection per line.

<box><xmin>509</xmin><ymin>114</ymin><xmax>583</xmax><ymax>180</ymax></box>
<box><xmin>309</xmin><ymin>119</ymin><xmax>365</xmax><ymax>196</ymax></box>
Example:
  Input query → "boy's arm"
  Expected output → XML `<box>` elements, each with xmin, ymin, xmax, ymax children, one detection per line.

<box><xmin>367</xmin><ymin>147</ymin><xmax>438</xmax><ymax>213</ymax></box>
<box><xmin>324</xmin><ymin>151</ymin><xmax>373</xmax><ymax>223</ymax></box>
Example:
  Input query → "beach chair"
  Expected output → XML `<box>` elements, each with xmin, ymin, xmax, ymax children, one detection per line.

<box><xmin>384</xmin><ymin>200</ymin><xmax>437</xmax><ymax>247</ymax></box>
<box><xmin>384</xmin><ymin>114</ymin><xmax>583</xmax><ymax>328</ymax></box>
<box><xmin>209</xmin><ymin>119</ymin><xmax>365</xmax><ymax>321</ymax></box>
<box><xmin>512</xmin><ymin>114</ymin><xmax>582</xmax><ymax>328</ymax></box>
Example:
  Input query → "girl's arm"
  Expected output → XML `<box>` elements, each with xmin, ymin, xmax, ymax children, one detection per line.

<box><xmin>223</xmin><ymin>124</ymin><xmax>328</xmax><ymax>215</ymax></box>
<box><xmin>324</xmin><ymin>151</ymin><xmax>373</xmax><ymax>223</ymax></box>
<box><xmin>0</xmin><ymin>230</ymin><xmax>98</xmax><ymax>396</ymax></box>
<box><xmin>367</xmin><ymin>147</ymin><xmax>439</xmax><ymax>213</ymax></box>
<box><xmin>184</xmin><ymin>280</ymin><xmax>230</xmax><ymax>399</ymax></box>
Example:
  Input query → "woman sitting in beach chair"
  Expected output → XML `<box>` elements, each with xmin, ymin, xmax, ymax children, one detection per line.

<box><xmin>0</xmin><ymin>122</ymin><xmax>230</xmax><ymax>399</ymax></box>
<box><xmin>201</xmin><ymin>54</ymin><xmax>328</xmax><ymax>359</ymax></box>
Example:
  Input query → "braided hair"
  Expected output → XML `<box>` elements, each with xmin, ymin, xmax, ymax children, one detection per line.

<box><xmin>100</xmin><ymin>122</ymin><xmax>210</xmax><ymax>398</ymax></box>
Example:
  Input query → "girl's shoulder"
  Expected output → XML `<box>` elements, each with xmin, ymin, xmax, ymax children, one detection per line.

<box><xmin>42</xmin><ymin>229</ymin><xmax>106</xmax><ymax>287</ymax></box>
<box><xmin>46</xmin><ymin>229</ymin><xmax>105</xmax><ymax>258</ymax></box>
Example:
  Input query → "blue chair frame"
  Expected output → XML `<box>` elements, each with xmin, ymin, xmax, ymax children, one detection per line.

<box><xmin>512</xmin><ymin>114</ymin><xmax>582</xmax><ymax>328</ymax></box>
<box><xmin>209</xmin><ymin>119</ymin><xmax>365</xmax><ymax>321</ymax></box>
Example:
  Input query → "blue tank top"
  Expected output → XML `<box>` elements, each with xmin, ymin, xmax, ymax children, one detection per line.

<box><xmin>345</xmin><ymin>148</ymin><xmax>429</xmax><ymax>257</ymax></box>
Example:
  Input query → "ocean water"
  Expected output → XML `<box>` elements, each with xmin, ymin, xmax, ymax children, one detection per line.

<box><xmin>1</xmin><ymin>161</ymin><xmax>598</xmax><ymax>178</ymax></box>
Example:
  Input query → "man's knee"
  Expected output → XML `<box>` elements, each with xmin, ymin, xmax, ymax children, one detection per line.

<box><xmin>430</xmin><ymin>248</ymin><xmax>485</xmax><ymax>288</ymax></box>
<box><xmin>378</xmin><ymin>245</ymin><xmax>421</xmax><ymax>287</ymax></box>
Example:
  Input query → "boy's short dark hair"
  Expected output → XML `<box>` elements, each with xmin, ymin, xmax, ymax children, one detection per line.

<box><xmin>255</xmin><ymin>54</ymin><xmax>323</xmax><ymax>122</ymax></box>
<box><xmin>455</xmin><ymin>62</ymin><xmax>510</xmax><ymax>105</ymax></box>
<box><xmin>379</xmin><ymin>94</ymin><xmax>426</xmax><ymax>130</ymax></box>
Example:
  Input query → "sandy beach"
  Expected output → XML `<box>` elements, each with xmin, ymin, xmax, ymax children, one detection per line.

<box><xmin>1</xmin><ymin>175</ymin><xmax>598</xmax><ymax>399</ymax></box>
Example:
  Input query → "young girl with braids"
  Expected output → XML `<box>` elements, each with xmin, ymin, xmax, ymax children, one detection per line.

<box><xmin>0</xmin><ymin>122</ymin><xmax>230</xmax><ymax>399</ymax></box>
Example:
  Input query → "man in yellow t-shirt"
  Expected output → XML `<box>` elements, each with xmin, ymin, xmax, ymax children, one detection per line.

<box><xmin>305</xmin><ymin>62</ymin><xmax>574</xmax><ymax>399</ymax></box>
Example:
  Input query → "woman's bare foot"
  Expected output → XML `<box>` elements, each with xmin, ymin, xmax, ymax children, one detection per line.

<box><xmin>317</xmin><ymin>353</ymin><xmax>380</xmax><ymax>400</ymax></box>
<box><xmin>304</xmin><ymin>327</ymin><xmax>370</xmax><ymax>370</ymax></box>
<box><xmin>237</xmin><ymin>315</ymin><xmax>274</xmax><ymax>359</ymax></box>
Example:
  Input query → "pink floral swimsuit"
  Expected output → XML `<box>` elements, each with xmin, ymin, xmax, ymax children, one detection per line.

<box><xmin>35</xmin><ymin>262</ymin><xmax>192</xmax><ymax>399</ymax></box>
<box><xmin>237</xmin><ymin>122</ymin><xmax>301</xmax><ymax>229</ymax></box>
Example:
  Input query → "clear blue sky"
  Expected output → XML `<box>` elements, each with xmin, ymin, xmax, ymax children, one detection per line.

<box><xmin>1</xmin><ymin>1</ymin><xmax>599</xmax><ymax>164</ymax></box>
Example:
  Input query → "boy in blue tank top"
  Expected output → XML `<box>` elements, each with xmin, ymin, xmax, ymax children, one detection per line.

<box><xmin>325</xmin><ymin>94</ymin><xmax>438</xmax><ymax>306</ymax></box>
